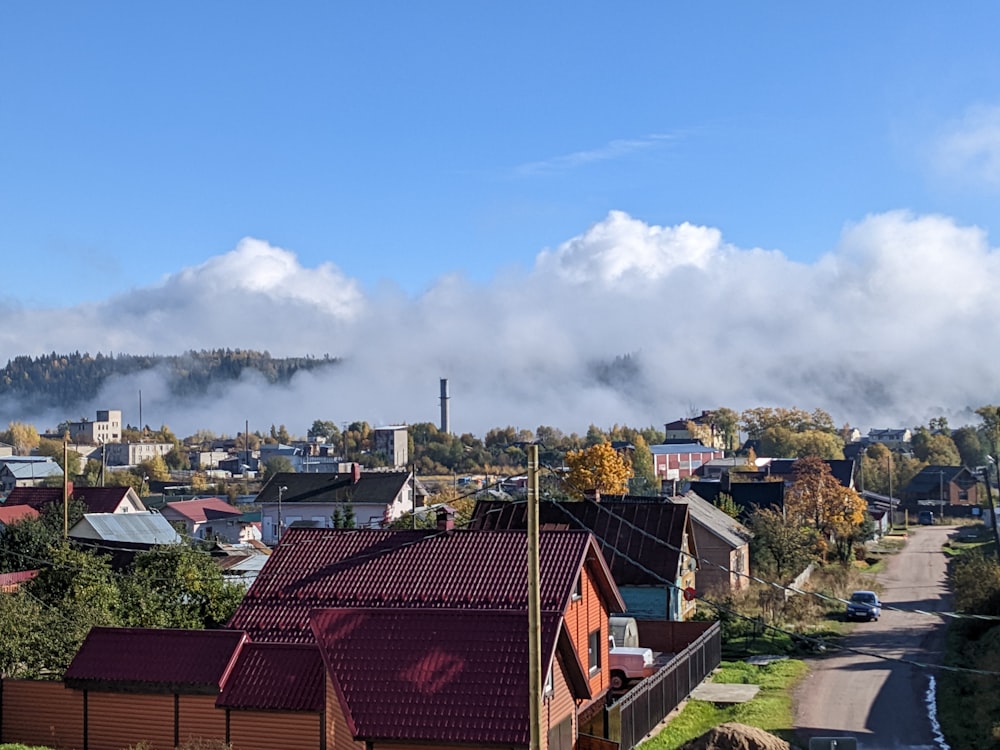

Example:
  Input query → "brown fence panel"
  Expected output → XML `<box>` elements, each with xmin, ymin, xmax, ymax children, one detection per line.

<box><xmin>1</xmin><ymin>679</ymin><xmax>84</xmax><ymax>749</ymax></box>
<box><xmin>88</xmin><ymin>692</ymin><xmax>174</xmax><ymax>750</ymax></box>
<box><xmin>609</xmin><ymin>621</ymin><xmax>721</xmax><ymax>750</ymax></box>
<box><xmin>179</xmin><ymin>695</ymin><xmax>227</xmax><ymax>746</ymax></box>
<box><xmin>228</xmin><ymin>710</ymin><xmax>322</xmax><ymax>750</ymax></box>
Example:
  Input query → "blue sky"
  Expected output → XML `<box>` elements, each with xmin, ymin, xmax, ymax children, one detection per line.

<box><xmin>2</xmin><ymin>3</ymin><xmax>1000</xmax><ymax>437</ymax></box>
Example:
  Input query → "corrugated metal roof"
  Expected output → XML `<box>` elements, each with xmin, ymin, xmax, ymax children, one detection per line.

<box><xmin>64</xmin><ymin>627</ymin><xmax>247</xmax><ymax>693</ymax></box>
<box><xmin>216</xmin><ymin>642</ymin><xmax>324</xmax><ymax>711</ymax></box>
<box><xmin>471</xmin><ymin>499</ymin><xmax>689</xmax><ymax>587</ymax></box>
<box><xmin>673</xmin><ymin>492</ymin><xmax>750</xmax><ymax>549</ymax></box>
<box><xmin>0</xmin><ymin>569</ymin><xmax>39</xmax><ymax>588</ymax></box>
<box><xmin>227</xmin><ymin>528</ymin><xmax>601</xmax><ymax>643</ymax></box>
<box><xmin>310</xmin><ymin>607</ymin><xmax>560</xmax><ymax>746</ymax></box>
<box><xmin>4</xmin><ymin>461</ymin><xmax>63</xmax><ymax>479</ymax></box>
<box><xmin>0</xmin><ymin>504</ymin><xmax>39</xmax><ymax>525</ymax></box>
<box><xmin>70</xmin><ymin>511</ymin><xmax>182</xmax><ymax>544</ymax></box>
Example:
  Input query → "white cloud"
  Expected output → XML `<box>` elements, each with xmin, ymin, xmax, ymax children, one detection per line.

<box><xmin>934</xmin><ymin>105</ymin><xmax>1000</xmax><ymax>186</ymax></box>
<box><xmin>2</xmin><ymin>210</ymin><xmax>1000</xmax><ymax>439</ymax></box>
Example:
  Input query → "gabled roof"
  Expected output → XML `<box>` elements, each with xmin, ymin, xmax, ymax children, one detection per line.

<box><xmin>470</xmin><ymin>499</ymin><xmax>692</xmax><ymax>587</ymax></box>
<box><xmin>64</xmin><ymin>627</ymin><xmax>247</xmax><ymax>694</ymax></box>
<box><xmin>0</xmin><ymin>504</ymin><xmax>39</xmax><ymax>525</ymax></box>
<box><xmin>904</xmin><ymin>465</ymin><xmax>974</xmax><ymax>493</ymax></box>
<box><xmin>4</xmin><ymin>486</ymin><xmax>65</xmax><ymax>509</ymax></box>
<box><xmin>1</xmin><ymin>460</ymin><xmax>63</xmax><ymax>480</ymax></box>
<box><xmin>216</xmin><ymin>642</ymin><xmax>325</xmax><ymax>712</ymax></box>
<box><xmin>672</xmin><ymin>492</ymin><xmax>750</xmax><ymax>549</ymax></box>
<box><xmin>162</xmin><ymin>497</ymin><xmax>242</xmax><ymax>523</ymax></box>
<box><xmin>69</xmin><ymin>511</ymin><xmax>182</xmax><ymax>545</ymax></box>
<box><xmin>228</xmin><ymin>528</ymin><xmax>622</xmax><ymax>643</ymax></box>
<box><xmin>311</xmin><ymin>607</ymin><xmax>579</xmax><ymax>746</ymax></box>
<box><xmin>256</xmin><ymin>471</ymin><xmax>411</xmax><ymax>506</ymax></box>
<box><xmin>73</xmin><ymin>486</ymin><xmax>146</xmax><ymax>514</ymax></box>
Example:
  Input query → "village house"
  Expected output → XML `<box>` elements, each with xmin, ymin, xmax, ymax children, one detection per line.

<box><xmin>254</xmin><ymin>465</ymin><xmax>421</xmax><ymax>542</ymax></box>
<box><xmin>470</xmin><ymin>498</ymin><xmax>699</xmax><ymax>621</ymax></box>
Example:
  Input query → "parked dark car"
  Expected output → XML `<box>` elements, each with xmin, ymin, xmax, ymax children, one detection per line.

<box><xmin>846</xmin><ymin>590</ymin><xmax>882</xmax><ymax>621</ymax></box>
<box><xmin>919</xmin><ymin>510</ymin><xmax>934</xmax><ymax>525</ymax></box>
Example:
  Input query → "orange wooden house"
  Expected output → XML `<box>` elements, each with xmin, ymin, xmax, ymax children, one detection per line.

<box><xmin>1</xmin><ymin>523</ymin><xmax>626</xmax><ymax>750</ymax></box>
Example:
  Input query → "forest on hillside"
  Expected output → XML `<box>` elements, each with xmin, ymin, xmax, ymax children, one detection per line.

<box><xmin>0</xmin><ymin>349</ymin><xmax>339</xmax><ymax>411</ymax></box>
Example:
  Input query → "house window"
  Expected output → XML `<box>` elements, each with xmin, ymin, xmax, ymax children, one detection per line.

<box><xmin>588</xmin><ymin>629</ymin><xmax>601</xmax><ymax>676</ymax></box>
<box><xmin>572</xmin><ymin>574</ymin><xmax>582</xmax><ymax>601</ymax></box>
<box><xmin>544</xmin><ymin>665</ymin><xmax>554</xmax><ymax>696</ymax></box>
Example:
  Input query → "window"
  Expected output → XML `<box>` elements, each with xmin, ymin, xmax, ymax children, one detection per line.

<box><xmin>572</xmin><ymin>574</ymin><xmax>582</xmax><ymax>600</ymax></box>
<box><xmin>544</xmin><ymin>665</ymin><xmax>554</xmax><ymax>696</ymax></box>
<box><xmin>587</xmin><ymin>629</ymin><xmax>601</xmax><ymax>676</ymax></box>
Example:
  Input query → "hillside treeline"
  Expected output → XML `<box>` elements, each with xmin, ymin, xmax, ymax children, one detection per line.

<box><xmin>0</xmin><ymin>349</ymin><xmax>339</xmax><ymax>410</ymax></box>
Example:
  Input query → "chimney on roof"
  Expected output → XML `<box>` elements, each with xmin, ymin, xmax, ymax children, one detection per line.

<box><xmin>351</xmin><ymin>463</ymin><xmax>361</xmax><ymax>484</ymax></box>
<box><xmin>436</xmin><ymin>506</ymin><xmax>455</xmax><ymax>531</ymax></box>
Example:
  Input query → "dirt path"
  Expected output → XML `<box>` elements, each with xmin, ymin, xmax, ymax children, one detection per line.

<box><xmin>793</xmin><ymin>525</ymin><xmax>955</xmax><ymax>749</ymax></box>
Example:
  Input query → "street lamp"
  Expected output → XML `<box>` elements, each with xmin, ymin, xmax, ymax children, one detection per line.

<box><xmin>277</xmin><ymin>485</ymin><xmax>288</xmax><ymax>543</ymax></box>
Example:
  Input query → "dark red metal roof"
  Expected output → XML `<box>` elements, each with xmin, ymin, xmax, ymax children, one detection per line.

<box><xmin>471</xmin><ymin>499</ymin><xmax>690</xmax><ymax>587</ymax></box>
<box><xmin>72</xmin><ymin>486</ymin><xmax>139</xmax><ymax>514</ymax></box>
<box><xmin>228</xmin><ymin>528</ymin><xmax>615</xmax><ymax>643</ymax></box>
<box><xmin>4</xmin><ymin>486</ymin><xmax>64</xmax><ymax>509</ymax></box>
<box><xmin>216</xmin><ymin>642</ymin><xmax>325</xmax><ymax>712</ymax></box>
<box><xmin>64</xmin><ymin>627</ymin><xmax>247</xmax><ymax>693</ymax></box>
<box><xmin>311</xmin><ymin>607</ymin><xmax>561</xmax><ymax>746</ymax></box>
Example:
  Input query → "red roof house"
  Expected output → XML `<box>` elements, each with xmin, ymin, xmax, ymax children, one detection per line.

<box><xmin>160</xmin><ymin>497</ymin><xmax>244</xmax><ymax>542</ymax></box>
<box><xmin>0</xmin><ymin>503</ymin><xmax>40</xmax><ymax>526</ymax></box>
<box><xmin>5</xmin><ymin>485</ymin><xmax>146</xmax><ymax>515</ymax></box>
<box><xmin>310</xmin><ymin>606</ymin><xmax>590</xmax><ymax>748</ymax></box>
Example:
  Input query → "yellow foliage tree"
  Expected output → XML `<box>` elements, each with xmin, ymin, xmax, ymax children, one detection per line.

<box><xmin>564</xmin><ymin>442</ymin><xmax>632</xmax><ymax>499</ymax></box>
<box><xmin>785</xmin><ymin>455</ymin><xmax>867</xmax><ymax>559</ymax></box>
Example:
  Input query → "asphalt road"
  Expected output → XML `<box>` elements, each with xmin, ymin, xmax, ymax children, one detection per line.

<box><xmin>793</xmin><ymin>525</ymin><xmax>955</xmax><ymax>750</ymax></box>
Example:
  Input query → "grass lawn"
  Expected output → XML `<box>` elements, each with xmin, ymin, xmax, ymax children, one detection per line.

<box><xmin>637</xmin><ymin>659</ymin><xmax>809</xmax><ymax>749</ymax></box>
<box><xmin>0</xmin><ymin>745</ymin><xmax>57</xmax><ymax>750</ymax></box>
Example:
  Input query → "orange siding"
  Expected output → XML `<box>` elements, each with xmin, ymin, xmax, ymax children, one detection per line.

<box><xmin>327</xmin><ymin>671</ymin><xmax>365</xmax><ymax>750</ymax></box>
<box><xmin>229</xmin><ymin>710</ymin><xmax>321</xmax><ymax>750</ymax></box>
<box><xmin>88</xmin><ymin>692</ymin><xmax>174</xmax><ymax>750</ymax></box>
<box><xmin>541</xmin><ymin>653</ymin><xmax>576</xmax><ymax>750</ymax></box>
<box><xmin>1</xmin><ymin>679</ymin><xmax>84</xmax><ymax>750</ymax></box>
<box><xmin>563</xmin><ymin>564</ymin><xmax>610</xmax><ymax>719</ymax></box>
<box><xmin>178</xmin><ymin>694</ymin><xmax>227</xmax><ymax>745</ymax></box>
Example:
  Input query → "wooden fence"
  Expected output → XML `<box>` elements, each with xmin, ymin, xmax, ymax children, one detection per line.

<box><xmin>606</xmin><ymin>621</ymin><xmax>721</xmax><ymax>750</ymax></box>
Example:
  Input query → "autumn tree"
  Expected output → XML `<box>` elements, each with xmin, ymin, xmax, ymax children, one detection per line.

<box><xmin>629</xmin><ymin>434</ymin><xmax>659</xmax><ymax>495</ymax></box>
<box><xmin>564</xmin><ymin>442</ymin><xmax>632</xmax><ymax>499</ymax></box>
<box><xmin>2</xmin><ymin>421</ymin><xmax>40</xmax><ymax>455</ymax></box>
<box><xmin>784</xmin><ymin>456</ymin><xmax>868</xmax><ymax>562</ymax></box>
<box><xmin>36</xmin><ymin>438</ymin><xmax>81</xmax><ymax>476</ymax></box>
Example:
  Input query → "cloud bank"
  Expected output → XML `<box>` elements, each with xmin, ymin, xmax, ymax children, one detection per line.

<box><xmin>1</xmin><ymin>210</ymin><xmax>998</xmax><ymax>439</ymax></box>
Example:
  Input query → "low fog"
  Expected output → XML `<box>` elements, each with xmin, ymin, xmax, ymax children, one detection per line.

<box><xmin>1</xmin><ymin>209</ymin><xmax>998</xmax><ymax>439</ymax></box>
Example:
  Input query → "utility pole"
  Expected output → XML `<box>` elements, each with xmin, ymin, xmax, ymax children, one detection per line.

<box><xmin>527</xmin><ymin>443</ymin><xmax>542</xmax><ymax>750</ymax></box>
<box><xmin>63</xmin><ymin>440</ymin><xmax>69</xmax><ymax>540</ymax></box>
<box><xmin>939</xmin><ymin>470</ymin><xmax>945</xmax><ymax>522</ymax></box>
<box><xmin>887</xmin><ymin>453</ymin><xmax>893</xmax><ymax>531</ymax></box>
<box><xmin>277</xmin><ymin>485</ymin><xmax>288</xmax><ymax>544</ymax></box>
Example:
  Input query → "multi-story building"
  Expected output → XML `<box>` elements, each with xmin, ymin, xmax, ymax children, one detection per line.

<box><xmin>65</xmin><ymin>409</ymin><xmax>122</xmax><ymax>445</ymax></box>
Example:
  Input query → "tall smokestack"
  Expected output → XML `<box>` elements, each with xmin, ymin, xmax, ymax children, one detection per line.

<box><xmin>440</xmin><ymin>378</ymin><xmax>450</xmax><ymax>434</ymax></box>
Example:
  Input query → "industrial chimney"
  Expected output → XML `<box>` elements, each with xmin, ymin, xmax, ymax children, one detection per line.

<box><xmin>440</xmin><ymin>378</ymin><xmax>450</xmax><ymax>434</ymax></box>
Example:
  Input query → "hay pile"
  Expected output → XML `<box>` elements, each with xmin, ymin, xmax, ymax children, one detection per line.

<box><xmin>677</xmin><ymin>722</ymin><xmax>794</xmax><ymax>750</ymax></box>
